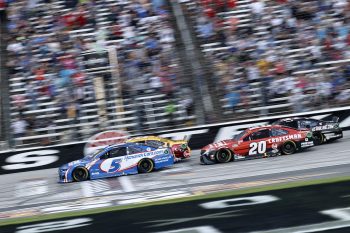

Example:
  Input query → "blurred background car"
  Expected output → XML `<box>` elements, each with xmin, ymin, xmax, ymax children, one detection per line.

<box><xmin>273</xmin><ymin>117</ymin><xmax>343</xmax><ymax>145</ymax></box>
<box><xmin>126</xmin><ymin>135</ymin><xmax>191</xmax><ymax>161</ymax></box>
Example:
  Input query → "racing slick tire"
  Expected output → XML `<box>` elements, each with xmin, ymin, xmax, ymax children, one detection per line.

<box><xmin>138</xmin><ymin>159</ymin><xmax>154</xmax><ymax>173</ymax></box>
<box><xmin>281</xmin><ymin>141</ymin><xmax>296</xmax><ymax>155</ymax></box>
<box><xmin>313</xmin><ymin>132</ymin><xmax>324</xmax><ymax>145</ymax></box>
<box><xmin>215</xmin><ymin>149</ymin><xmax>233</xmax><ymax>163</ymax></box>
<box><xmin>72</xmin><ymin>167</ymin><xmax>89</xmax><ymax>182</ymax></box>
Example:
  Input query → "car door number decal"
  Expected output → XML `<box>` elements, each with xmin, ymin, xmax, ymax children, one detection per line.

<box><xmin>249</xmin><ymin>141</ymin><xmax>266</xmax><ymax>155</ymax></box>
<box><xmin>100</xmin><ymin>158</ymin><xmax>121</xmax><ymax>173</ymax></box>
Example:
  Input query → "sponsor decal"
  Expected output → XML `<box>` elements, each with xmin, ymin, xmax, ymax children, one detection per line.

<box><xmin>84</xmin><ymin>130</ymin><xmax>130</xmax><ymax>155</ymax></box>
<box><xmin>1</xmin><ymin>150</ymin><xmax>60</xmax><ymax>171</ymax></box>
<box><xmin>325</xmin><ymin>133</ymin><xmax>342</xmax><ymax>139</ymax></box>
<box><xmin>312</xmin><ymin>125</ymin><xmax>334</xmax><ymax>131</ymax></box>
<box><xmin>267</xmin><ymin>134</ymin><xmax>302</xmax><ymax>143</ymax></box>
<box><xmin>272</xmin><ymin>143</ymin><xmax>278</xmax><ymax>149</ymax></box>
<box><xmin>125</xmin><ymin>150</ymin><xmax>164</xmax><ymax>161</ymax></box>
<box><xmin>301</xmin><ymin>141</ymin><xmax>314</xmax><ymax>147</ymax></box>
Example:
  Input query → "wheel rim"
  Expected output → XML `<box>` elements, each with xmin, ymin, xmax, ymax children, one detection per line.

<box><xmin>283</xmin><ymin>143</ymin><xmax>295</xmax><ymax>154</ymax></box>
<box><xmin>217</xmin><ymin>150</ymin><xmax>231</xmax><ymax>162</ymax></box>
<box><xmin>74</xmin><ymin>168</ymin><xmax>87</xmax><ymax>181</ymax></box>
<box><xmin>142</xmin><ymin>161</ymin><xmax>151</xmax><ymax>170</ymax></box>
<box><xmin>314</xmin><ymin>134</ymin><xmax>323</xmax><ymax>144</ymax></box>
<box><xmin>139</xmin><ymin>160</ymin><xmax>153</xmax><ymax>172</ymax></box>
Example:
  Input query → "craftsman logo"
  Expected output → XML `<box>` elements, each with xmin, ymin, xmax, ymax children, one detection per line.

<box><xmin>84</xmin><ymin>130</ymin><xmax>130</xmax><ymax>155</ymax></box>
<box><xmin>267</xmin><ymin>134</ymin><xmax>302</xmax><ymax>143</ymax></box>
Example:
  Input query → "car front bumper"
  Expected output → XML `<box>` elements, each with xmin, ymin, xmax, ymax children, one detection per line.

<box><xmin>58</xmin><ymin>169</ymin><xmax>73</xmax><ymax>183</ymax></box>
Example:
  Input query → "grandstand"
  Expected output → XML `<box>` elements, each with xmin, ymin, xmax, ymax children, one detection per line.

<box><xmin>1</xmin><ymin>0</ymin><xmax>350</xmax><ymax>148</ymax></box>
<box><xmin>181</xmin><ymin>0</ymin><xmax>350</xmax><ymax>115</ymax></box>
<box><xmin>2</xmin><ymin>0</ymin><xmax>197</xmax><ymax>147</ymax></box>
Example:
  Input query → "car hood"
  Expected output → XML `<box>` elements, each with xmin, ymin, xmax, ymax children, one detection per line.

<box><xmin>201</xmin><ymin>139</ymin><xmax>236</xmax><ymax>151</ymax></box>
<box><xmin>61</xmin><ymin>158</ymin><xmax>91</xmax><ymax>169</ymax></box>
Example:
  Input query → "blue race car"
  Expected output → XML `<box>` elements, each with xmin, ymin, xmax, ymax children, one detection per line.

<box><xmin>58</xmin><ymin>142</ymin><xmax>174</xmax><ymax>183</ymax></box>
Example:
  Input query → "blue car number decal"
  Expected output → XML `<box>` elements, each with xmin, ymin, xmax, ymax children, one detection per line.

<box><xmin>100</xmin><ymin>158</ymin><xmax>122</xmax><ymax>173</ymax></box>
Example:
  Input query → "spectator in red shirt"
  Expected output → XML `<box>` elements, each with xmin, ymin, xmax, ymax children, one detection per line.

<box><xmin>227</xmin><ymin>0</ymin><xmax>236</xmax><ymax>9</ymax></box>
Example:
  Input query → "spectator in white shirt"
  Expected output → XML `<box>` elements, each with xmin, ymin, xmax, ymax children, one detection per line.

<box><xmin>250</xmin><ymin>0</ymin><xmax>265</xmax><ymax>22</ymax></box>
<box><xmin>11</xmin><ymin>117</ymin><xmax>28</xmax><ymax>138</ymax></box>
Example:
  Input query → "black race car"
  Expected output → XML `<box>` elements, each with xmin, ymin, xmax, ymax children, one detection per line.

<box><xmin>272</xmin><ymin>117</ymin><xmax>343</xmax><ymax>145</ymax></box>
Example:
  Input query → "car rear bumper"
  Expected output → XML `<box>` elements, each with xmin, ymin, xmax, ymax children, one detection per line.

<box><xmin>324</xmin><ymin>131</ymin><xmax>343</xmax><ymax>141</ymax></box>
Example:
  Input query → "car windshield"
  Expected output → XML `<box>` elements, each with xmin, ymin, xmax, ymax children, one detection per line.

<box><xmin>233</xmin><ymin>130</ymin><xmax>247</xmax><ymax>140</ymax></box>
<box><xmin>84</xmin><ymin>148</ymin><xmax>104</xmax><ymax>159</ymax></box>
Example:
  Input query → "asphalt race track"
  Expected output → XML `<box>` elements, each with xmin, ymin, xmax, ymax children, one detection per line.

<box><xmin>3</xmin><ymin>180</ymin><xmax>350</xmax><ymax>233</ymax></box>
<box><xmin>0</xmin><ymin>132</ymin><xmax>350</xmax><ymax>218</ymax></box>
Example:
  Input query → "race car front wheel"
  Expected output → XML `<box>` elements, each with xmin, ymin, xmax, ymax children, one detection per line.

<box><xmin>138</xmin><ymin>159</ymin><xmax>154</xmax><ymax>173</ymax></box>
<box><xmin>281</xmin><ymin>141</ymin><xmax>296</xmax><ymax>155</ymax></box>
<box><xmin>215</xmin><ymin>149</ymin><xmax>232</xmax><ymax>163</ymax></box>
<box><xmin>72</xmin><ymin>167</ymin><xmax>89</xmax><ymax>182</ymax></box>
<box><xmin>313</xmin><ymin>132</ymin><xmax>324</xmax><ymax>145</ymax></box>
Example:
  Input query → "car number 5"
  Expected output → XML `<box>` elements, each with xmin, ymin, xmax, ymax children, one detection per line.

<box><xmin>249</xmin><ymin>141</ymin><xmax>266</xmax><ymax>155</ymax></box>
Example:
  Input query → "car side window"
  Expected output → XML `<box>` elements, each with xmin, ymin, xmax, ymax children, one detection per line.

<box><xmin>134</xmin><ymin>140</ymin><xmax>146</xmax><ymax>145</ymax></box>
<box><xmin>243</xmin><ymin>135</ymin><xmax>250</xmax><ymax>141</ymax></box>
<box><xmin>250</xmin><ymin>129</ymin><xmax>271</xmax><ymax>140</ymax></box>
<box><xmin>99</xmin><ymin>153</ymin><xmax>109</xmax><ymax>160</ymax></box>
<box><xmin>145</xmin><ymin>140</ymin><xmax>164</xmax><ymax>148</ymax></box>
<box><xmin>271</xmin><ymin>128</ymin><xmax>289</xmax><ymax>136</ymax></box>
<box><xmin>128</xmin><ymin>146</ymin><xmax>144</xmax><ymax>154</ymax></box>
<box><xmin>282</xmin><ymin>121</ymin><xmax>298</xmax><ymax>129</ymax></box>
<box><xmin>108</xmin><ymin>147</ymin><xmax>127</xmax><ymax>158</ymax></box>
<box><xmin>299</xmin><ymin>120</ymin><xmax>318</xmax><ymax>129</ymax></box>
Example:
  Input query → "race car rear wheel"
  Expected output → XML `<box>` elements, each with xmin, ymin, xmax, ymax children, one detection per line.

<box><xmin>72</xmin><ymin>167</ymin><xmax>89</xmax><ymax>182</ymax></box>
<box><xmin>215</xmin><ymin>149</ymin><xmax>232</xmax><ymax>163</ymax></box>
<box><xmin>313</xmin><ymin>132</ymin><xmax>324</xmax><ymax>145</ymax></box>
<box><xmin>138</xmin><ymin>159</ymin><xmax>154</xmax><ymax>173</ymax></box>
<box><xmin>281</xmin><ymin>141</ymin><xmax>296</xmax><ymax>155</ymax></box>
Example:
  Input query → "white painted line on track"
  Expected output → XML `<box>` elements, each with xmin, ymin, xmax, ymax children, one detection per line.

<box><xmin>119</xmin><ymin>176</ymin><xmax>136</xmax><ymax>192</ymax></box>
<box><xmin>80</xmin><ymin>182</ymin><xmax>94</xmax><ymax>198</ymax></box>
<box><xmin>188</xmin><ymin>160</ymin><xmax>350</xmax><ymax>185</ymax></box>
<box><xmin>338</xmin><ymin>149</ymin><xmax>350</xmax><ymax>153</ymax></box>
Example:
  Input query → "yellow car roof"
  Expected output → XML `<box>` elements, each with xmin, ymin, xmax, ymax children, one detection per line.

<box><xmin>127</xmin><ymin>136</ymin><xmax>187</xmax><ymax>144</ymax></box>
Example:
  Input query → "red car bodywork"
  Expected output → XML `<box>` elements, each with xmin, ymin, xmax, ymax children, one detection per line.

<box><xmin>200</xmin><ymin>125</ymin><xmax>314</xmax><ymax>164</ymax></box>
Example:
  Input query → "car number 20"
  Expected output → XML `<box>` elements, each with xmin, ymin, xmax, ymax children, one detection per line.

<box><xmin>249</xmin><ymin>141</ymin><xmax>266</xmax><ymax>155</ymax></box>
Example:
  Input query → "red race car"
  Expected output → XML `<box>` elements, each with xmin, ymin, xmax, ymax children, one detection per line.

<box><xmin>200</xmin><ymin>125</ymin><xmax>314</xmax><ymax>164</ymax></box>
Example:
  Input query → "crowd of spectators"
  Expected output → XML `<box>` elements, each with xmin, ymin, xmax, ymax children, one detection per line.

<box><xmin>188</xmin><ymin>0</ymin><xmax>350</xmax><ymax>116</ymax></box>
<box><xmin>4</xmin><ymin>0</ymin><xmax>193</xmax><ymax>145</ymax></box>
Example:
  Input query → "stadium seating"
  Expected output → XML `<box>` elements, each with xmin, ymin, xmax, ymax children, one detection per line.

<box><xmin>181</xmin><ymin>0</ymin><xmax>350</xmax><ymax>116</ymax></box>
<box><xmin>5</xmin><ymin>0</ymin><xmax>195</xmax><ymax>147</ymax></box>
